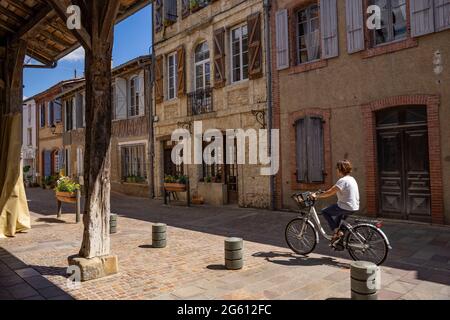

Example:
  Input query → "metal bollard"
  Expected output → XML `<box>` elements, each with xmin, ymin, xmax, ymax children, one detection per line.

<box><xmin>225</xmin><ymin>238</ymin><xmax>243</xmax><ymax>270</ymax></box>
<box><xmin>110</xmin><ymin>214</ymin><xmax>118</xmax><ymax>234</ymax></box>
<box><xmin>350</xmin><ymin>261</ymin><xmax>381</xmax><ymax>300</ymax></box>
<box><xmin>152</xmin><ymin>223</ymin><xmax>167</xmax><ymax>248</ymax></box>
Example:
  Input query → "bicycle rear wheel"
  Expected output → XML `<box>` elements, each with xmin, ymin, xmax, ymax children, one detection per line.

<box><xmin>346</xmin><ymin>225</ymin><xmax>389</xmax><ymax>266</ymax></box>
<box><xmin>285</xmin><ymin>218</ymin><xmax>317</xmax><ymax>255</ymax></box>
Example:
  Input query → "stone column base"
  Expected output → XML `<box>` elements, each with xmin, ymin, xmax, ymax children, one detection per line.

<box><xmin>68</xmin><ymin>255</ymin><xmax>118</xmax><ymax>282</ymax></box>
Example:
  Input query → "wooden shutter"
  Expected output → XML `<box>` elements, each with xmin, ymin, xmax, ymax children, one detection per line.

<box><xmin>75</xmin><ymin>93</ymin><xmax>83</xmax><ymax>128</ymax></box>
<box><xmin>138</xmin><ymin>70</ymin><xmax>145</xmax><ymax>116</ymax></box>
<box><xmin>248</xmin><ymin>13</ymin><xmax>263</xmax><ymax>80</ymax></box>
<box><xmin>307</xmin><ymin>117</ymin><xmax>324</xmax><ymax>183</ymax></box>
<box><xmin>345</xmin><ymin>0</ymin><xmax>365</xmax><ymax>53</ymax></box>
<box><xmin>410</xmin><ymin>0</ymin><xmax>435</xmax><ymax>37</ymax></box>
<box><xmin>72</xmin><ymin>97</ymin><xmax>77</xmax><ymax>130</ymax></box>
<box><xmin>321</xmin><ymin>0</ymin><xmax>339</xmax><ymax>59</ymax></box>
<box><xmin>276</xmin><ymin>9</ymin><xmax>290</xmax><ymax>70</ymax></box>
<box><xmin>181</xmin><ymin>0</ymin><xmax>190</xmax><ymax>18</ymax></box>
<box><xmin>54</xmin><ymin>99</ymin><xmax>62</xmax><ymax>122</ymax></box>
<box><xmin>155</xmin><ymin>55</ymin><xmax>164</xmax><ymax>103</ymax></box>
<box><xmin>115</xmin><ymin>78</ymin><xmax>127</xmax><ymax>119</ymax></box>
<box><xmin>295</xmin><ymin>119</ymin><xmax>308</xmax><ymax>183</ymax></box>
<box><xmin>155</xmin><ymin>0</ymin><xmax>163</xmax><ymax>32</ymax></box>
<box><xmin>176</xmin><ymin>46</ymin><xmax>186</xmax><ymax>97</ymax></box>
<box><xmin>213</xmin><ymin>28</ymin><xmax>226</xmax><ymax>88</ymax></box>
<box><xmin>434</xmin><ymin>0</ymin><xmax>450</xmax><ymax>31</ymax></box>
<box><xmin>44</xmin><ymin>150</ymin><xmax>52</xmax><ymax>177</ymax></box>
<box><xmin>164</xmin><ymin>0</ymin><xmax>177</xmax><ymax>23</ymax></box>
<box><xmin>47</xmin><ymin>102</ymin><xmax>52</xmax><ymax>126</ymax></box>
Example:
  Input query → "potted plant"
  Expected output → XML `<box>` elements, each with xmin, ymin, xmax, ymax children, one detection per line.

<box><xmin>205</xmin><ymin>176</ymin><xmax>212</xmax><ymax>183</ymax></box>
<box><xmin>164</xmin><ymin>175</ymin><xmax>188</xmax><ymax>192</ymax></box>
<box><xmin>54</xmin><ymin>176</ymin><xmax>80</xmax><ymax>203</ymax></box>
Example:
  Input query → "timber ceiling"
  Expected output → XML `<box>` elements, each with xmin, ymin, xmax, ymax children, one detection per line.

<box><xmin>0</xmin><ymin>0</ymin><xmax>150</xmax><ymax>65</ymax></box>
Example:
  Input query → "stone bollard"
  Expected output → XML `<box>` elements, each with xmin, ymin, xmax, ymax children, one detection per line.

<box><xmin>152</xmin><ymin>223</ymin><xmax>167</xmax><ymax>248</ymax></box>
<box><xmin>225</xmin><ymin>238</ymin><xmax>243</xmax><ymax>270</ymax></box>
<box><xmin>110</xmin><ymin>214</ymin><xmax>118</xmax><ymax>234</ymax></box>
<box><xmin>350</xmin><ymin>261</ymin><xmax>381</xmax><ymax>300</ymax></box>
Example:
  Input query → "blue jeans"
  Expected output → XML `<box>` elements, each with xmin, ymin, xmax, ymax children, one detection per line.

<box><xmin>321</xmin><ymin>204</ymin><xmax>353</xmax><ymax>232</ymax></box>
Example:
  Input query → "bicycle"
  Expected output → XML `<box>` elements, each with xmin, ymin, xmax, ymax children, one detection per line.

<box><xmin>285</xmin><ymin>191</ymin><xmax>392</xmax><ymax>266</ymax></box>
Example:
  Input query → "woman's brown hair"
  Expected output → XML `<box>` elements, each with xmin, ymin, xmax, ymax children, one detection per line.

<box><xmin>336</xmin><ymin>160</ymin><xmax>352</xmax><ymax>176</ymax></box>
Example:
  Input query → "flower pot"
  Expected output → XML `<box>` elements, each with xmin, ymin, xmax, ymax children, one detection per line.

<box><xmin>164</xmin><ymin>183</ymin><xmax>187</xmax><ymax>192</ymax></box>
<box><xmin>56</xmin><ymin>191</ymin><xmax>77</xmax><ymax>204</ymax></box>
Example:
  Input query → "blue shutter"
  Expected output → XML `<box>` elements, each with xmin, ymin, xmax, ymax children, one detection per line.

<box><xmin>54</xmin><ymin>99</ymin><xmax>62</xmax><ymax>122</ymax></box>
<box><xmin>295</xmin><ymin>119</ymin><xmax>308</xmax><ymax>183</ymax></box>
<box><xmin>410</xmin><ymin>0</ymin><xmax>435</xmax><ymax>37</ymax></box>
<box><xmin>44</xmin><ymin>151</ymin><xmax>52</xmax><ymax>177</ymax></box>
<box><xmin>434</xmin><ymin>0</ymin><xmax>450</xmax><ymax>31</ymax></box>
<box><xmin>307</xmin><ymin>117</ymin><xmax>325</xmax><ymax>183</ymax></box>
<box><xmin>321</xmin><ymin>0</ymin><xmax>339</xmax><ymax>59</ymax></box>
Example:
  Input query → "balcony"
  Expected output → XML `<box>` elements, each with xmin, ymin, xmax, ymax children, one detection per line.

<box><xmin>187</xmin><ymin>88</ymin><xmax>213</xmax><ymax>116</ymax></box>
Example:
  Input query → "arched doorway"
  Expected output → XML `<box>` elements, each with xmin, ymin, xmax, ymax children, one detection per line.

<box><xmin>376</xmin><ymin>106</ymin><xmax>431</xmax><ymax>222</ymax></box>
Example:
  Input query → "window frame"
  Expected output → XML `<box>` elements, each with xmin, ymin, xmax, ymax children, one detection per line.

<box><xmin>369</xmin><ymin>0</ymin><xmax>408</xmax><ymax>47</ymax></box>
<box><xmin>295</xmin><ymin>3</ymin><xmax>322</xmax><ymax>65</ymax></box>
<box><xmin>40</xmin><ymin>104</ymin><xmax>46</xmax><ymax>128</ymax></box>
<box><xmin>194</xmin><ymin>41</ymin><xmax>211</xmax><ymax>91</ymax></box>
<box><xmin>167</xmin><ymin>52</ymin><xmax>178</xmax><ymax>100</ymax></box>
<box><xmin>230</xmin><ymin>23</ymin><xmax>249</xmax><ymax>84</ymax></box>
<box><xmin>120</xmin><ymin>144</ymin><xmax>147</xmax><ymax>183</ymax></box>
<box><xmin>128</xmin><ymin>76</ymin><xmax>140</xmax><ymax>117</ymax></box>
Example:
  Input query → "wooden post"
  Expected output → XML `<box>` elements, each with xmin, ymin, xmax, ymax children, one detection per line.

<box><xmin>76</xmin><ymin>189</ymin><xmax>81</xmax><ymax>223</ymax></box>
<box><xmin>187</xmin><ymin>178</ymin><xmax>191</xmax><ymax>207</ymax></box>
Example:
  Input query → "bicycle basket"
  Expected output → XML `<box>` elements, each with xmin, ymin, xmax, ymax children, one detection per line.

<box><xmin>292</xmin><ymin>192</ymin><xmax>313</xmax><ymax>209</ymax></box>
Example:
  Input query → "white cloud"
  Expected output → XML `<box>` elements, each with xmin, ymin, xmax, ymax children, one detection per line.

<box><xmin>60</xmin><ymin>47</ymin><xmax>85</xmax><ymax>62</ymax></box>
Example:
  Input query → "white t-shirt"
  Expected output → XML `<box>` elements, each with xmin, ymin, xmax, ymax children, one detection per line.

<box><xmin>335</xmin><ymin>175</ymin><xmax>360</xmax><ymax>211</ymax></box>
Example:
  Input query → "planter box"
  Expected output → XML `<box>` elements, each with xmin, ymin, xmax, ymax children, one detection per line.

<box><xmin>164</xmin><ymin>183</ymin><xmax>187</xmax><ymax>192</ymax></box>
<box><xmin>56</xmin><ymin>191</ymin><xmax>77</xmax><ymax>204</ymax></box>
<box><xmin>197</xmin><ymin>182</ymin><xmax>227</xmax><ymax>206</ymax></box>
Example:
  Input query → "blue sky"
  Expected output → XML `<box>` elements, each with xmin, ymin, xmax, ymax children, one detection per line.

<box><xmin>23</xmin><ymin>5</ymin><xmax>152</xmax><ymax>99</ymax></box>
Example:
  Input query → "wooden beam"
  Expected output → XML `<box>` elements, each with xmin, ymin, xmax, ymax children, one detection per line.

<box><xmin>38</xmin><ymin>29</ymin><xmax>75</xmax><ymax>48</ymax></box>
<box><xmin>0</xmin><ymin>79</ymin><xmax>4</xmax><ymax>89</ymax></box>
<box><xmin>13</xmin><ymin>5</ymin><xmax>53</xmax><ymax>41</ymax></box>
<box><xmin>3</xmin><ymin>0</ymin><xmax>34</xmax><ymax>16</ymax></box>
<box><xmin>100</xmin><ymin>0</ymin><xmax>121</xmax><ymax>40</ymax></box>
<box><xmin>45</xmin><ymin>0</ymin><xmax>92</xmax><ymax>51</ymax></box>
<box><xmin>0</xmin><ymin>5</ymin><xmax>25</xmax><ymax>25</ymax></box>
<box><xmin>0</xmin><ymin>20</ymin><xmax>16</xmax><ymax>33</ymax></box>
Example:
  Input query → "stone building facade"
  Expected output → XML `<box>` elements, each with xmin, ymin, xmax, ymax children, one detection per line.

<box><xmin>21</xmin><ymin>98</ymin><xmax>37</xmax><ymax>184</ymax></box>
<box><xmin>270</xmin><ymin>0</ymin><xmax>449</xmax><ymax>224</ymax></box>
<box><xmin>34</xmin><ymin>79</ymin><xmax>84</xmax><ymax>186</ymax></box>
<box><xmin>153</xmin><ymin>0</ymin><xmax>270</xmax><ymax>208</ymax></box>
<box><xmin>58</xmin><ymin>56</ymin><xmax>153</xmax><ymax>198</ymax></box>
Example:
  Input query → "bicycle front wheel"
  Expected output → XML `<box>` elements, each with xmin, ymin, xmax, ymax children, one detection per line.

<box><xmin>346</xmin><ymin>225</ymin><xmax>389</xmax><ymax>266</ymax></box>
<box><xmin>285</xmin><ymin>218</ymin><xmax>317</xmax><ymax>256</ymax></box>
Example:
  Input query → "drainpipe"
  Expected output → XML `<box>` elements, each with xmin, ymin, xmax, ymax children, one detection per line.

<box><xmin>24</xmin><ymin>61</ymin><xmax>58</xmax><ymax>69</ymax></box>
<box><xmin>264</xmin><ymin>0</ymin><xmax>275</xmax><ymax>211</ymax></box>
<box><xmin>147</xmin><ymin>3</ymin><xmax>156</xmax><ymax>199</ymax></box>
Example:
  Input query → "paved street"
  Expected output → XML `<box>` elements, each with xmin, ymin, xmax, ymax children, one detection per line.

<box><xmin>0</xmin><ymin>188</ymin><xmax>449</xmax><ymax>300</ymax></box>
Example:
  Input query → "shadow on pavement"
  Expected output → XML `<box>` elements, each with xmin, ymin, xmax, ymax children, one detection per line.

<box><xmin>253</xmin><ymin>251</ymin><xmax>350</xmax><ymax>269</ymax></box>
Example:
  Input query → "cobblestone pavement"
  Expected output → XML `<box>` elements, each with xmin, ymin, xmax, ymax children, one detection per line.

<box><xmin>1</xmin><ymin>188</ymin><xmax>449</xmax><ymax>300</ymax></box>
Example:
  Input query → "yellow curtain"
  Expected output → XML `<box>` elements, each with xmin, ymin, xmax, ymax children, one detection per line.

<box><xmin>0</xmin><ymin>114</ymin><xmax>31</xmax><ymax>238</ymax></box>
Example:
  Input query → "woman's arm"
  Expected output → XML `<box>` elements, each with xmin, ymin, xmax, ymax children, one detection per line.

<box><xmin>314</xmin><ymin>186</ymin><xmax>339</xmax><ymax>199</ymax></box>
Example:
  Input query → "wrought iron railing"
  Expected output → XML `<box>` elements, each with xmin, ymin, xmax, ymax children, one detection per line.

<box><xmin>187</xmin><ymin>88</ymin><xmax>213</xmax><ymax>116</ymax></box>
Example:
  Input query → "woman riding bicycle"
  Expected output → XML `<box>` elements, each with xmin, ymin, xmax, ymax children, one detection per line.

<box><xmin>312</xmin><ymin>160</ymin><xmax>360</xmax><ymax>246</ymax></box>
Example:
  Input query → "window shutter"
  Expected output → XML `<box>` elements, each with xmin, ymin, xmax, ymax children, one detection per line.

<box><xmin>295</xmin><ymin>119</ymin><xmax>308</xmax><ymax>183</ymax></box>
<box><xmin>72</xmin><ymin>97</ymin><xmax>77</xmax><ymax>130</ymax></box>
<box><xmin>47</xmin><ymin>102</ymin><xmax>51</xmax><ymax>127</ymax></box>
<box><xmin>58</xmin><ymin>149</ymin><xmax>64</xmax><ymax>174</ymax></box>
<box><xmin>155</xmin><ymin>55</ymin><xmax>164</xmax><ymax>103</ymax></box>
<box><xmin>321</xmin><ymin>0</ymin><xmax>339</xmax><ymax>59</ymax></box>
<box><xmin>247</xmin><ymin>13</ymin><xmax>263</xmax><ymax>80</ymax></box>
<box><xmin>177</xmin><ymin>46</ymin><xmax>186</xmax><ymax>97</ymax></box>
<box><xmin>345</xmin><ymin>0</ymin><xmax>365</xmax><ymax>53</ymax></box>
<box><xmin>307</xmin><ymin>117</ymin><xmax>324</xmax><ymax>183</ymax></box>
<box><xmin>115</xmin><ymin>77</ymin><xmax>127</xmax><ymax>120</ymax></box>
<box><xmin>276</xmin><ymin>9</ymin><xmax>290</xmax><ymax>70</ymax></box>
<box><xmin>434</xmin><ymin>0</ymin><xmax>450</xmax><ymax>31</ymax></box>
<box><xmin>410</xmin><ymin>0</ymin><xmax>435</xmax><ymax>37</ymax></box>
<box><xmin>82</xmin><ymin>93</ymin><xmax>86</xmax><ymax>127</ymax></box>
<box><xmin>155</xmin><ymin>0</ymin><xmax>163</xmax><ymax>32</ymax></box>
<box><xmin>54</xmin><ymin>99</ymin><xmax>62</xmax><ymax>122</ymax></box>
<box><xmin>44</xmin><ymin>150</ymin><xmax>52</xmax><ymax>177</ymax></box>
<box><xmin>75</xmin><ymin>93</ymin><xmax>83</xmax><ymax>129</ymax></box>
<box><xmin>139</xmin><ymin>70</ymin><xmax>145</xmax><ymax>116</ymax></box>
<box><xmin>213</xmin><ymin>28</ymin><xmax>226</xmax><ymax>88</ymax></box>
<box><xmin>181</xmin><ymin>0</ymin><xmax>190</xmax><ymax>19</ymax></box>
<box><xmin>164</xmin><ymin>0</ymin><xmax>177</xmax><ymax>23</ymax></box>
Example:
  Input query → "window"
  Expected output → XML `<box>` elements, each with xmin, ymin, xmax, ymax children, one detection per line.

<box><xmin>47</xmin><ymin>101</ymin><xmax>54</xmax><ymax>127</ymax></box>
<box><xmin>231</xmin><ymin>25</ymin><xmax>249</xmax><ymax>83</ymax></box>
<box><xmin>27</xmin><ymin>105</ymin><xmax>32</xmax><ymax>125</ymax></box>
<box><xmin>54</xmin><ymin>99</ymin><xmax>62</xmax><ymax>123</ymax></box>
<box><xmin>27</xmin><ymin>128</ymin><xmax>32</xmax><ymax>146</ymax></box>
<box><xmin>121</xmin><ymin>144</ymin><xmax>147</xmax><ymax>183</ymax></box>
<box><xmin>167</xmin><ymin>53</ymin><xmax>177</xmax><ymax>99</ymax></box>
<box><xmin>76</xmin><ymin>147</ymin><xmax>84</xmax><ymax>176</ymax></box>
<box><xmin>295</xmin><ymin>116</ymin><xmax>324</xmax><ymax>183</ymax></box>
<box><xmin>65</xmin><ymin>99</ymin><xmax>73</xmax><ymax>131</ymax></box>
<box><xmin>296</xmin><ymin>4</ymin><xmax>321</xmax><ymax>64</ymax></box>
<box><xmin>54</xmin><ymin>150</ymin><xmax>60</xmax><ymax>175</ymax></box>
<box><xmin>40</xmin><ymin>104</ymin><xmax>45</xmax><ymax>128</ymax></box>
<box><xmin>371</xmin><ymin>0</ymin><xmax>407</xmax><ymax>46</ymax></box>
<box><xmin>64</xmin><ymin>148</ymin><xmax>71</xmax><ymax>176</ymax></box>
<box><xmin>195</xmin><ymin>42</ymin><xmax>211</xmax><ymax>90</ymax></box>
<box><xmin>129</xmin><ymin>77</ymin><xmax>140</xmax><ymax>117</ymax></box>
